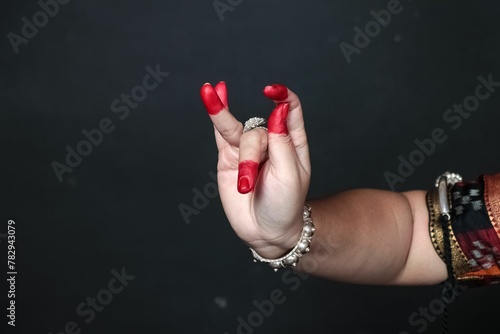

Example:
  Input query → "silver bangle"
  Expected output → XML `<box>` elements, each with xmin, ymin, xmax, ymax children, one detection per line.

<box><xmin>435</xmin><ymin>171</ymin><xmax>462</xmax><ymax>220</ymax></box>
<box><xmin>250</xmin><ymin>205</ymin><xmax>315</xmax><ymax>271</ymax></box>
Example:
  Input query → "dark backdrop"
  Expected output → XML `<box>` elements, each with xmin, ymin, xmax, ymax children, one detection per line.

<box><xmin>2</xmin><ymin>1</ymin><xmax>500</xmax><ymax>333</ymax></box>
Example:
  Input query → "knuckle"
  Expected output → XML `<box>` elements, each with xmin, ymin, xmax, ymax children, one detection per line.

<box><xmin>242</xmin><ymin>129</ymin><xmax>267</xmax><ymax>150</ymax></box>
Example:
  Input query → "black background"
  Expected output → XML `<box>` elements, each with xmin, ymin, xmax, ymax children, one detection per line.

<box><xmin>2</xmin><ymin>0</ymin><xmax>500</xmax><ymax>333</ymax></box>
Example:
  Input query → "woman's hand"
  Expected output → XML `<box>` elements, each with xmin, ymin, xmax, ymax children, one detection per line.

<box><xmin>199</xmin><ymin>82</ymin><xmax>445</xmax><ymax>286</ymax></box>
<box><xmin>200</xmin><ymin>82</ymin><xmax>311</xmax><ymax>258</ymax></box>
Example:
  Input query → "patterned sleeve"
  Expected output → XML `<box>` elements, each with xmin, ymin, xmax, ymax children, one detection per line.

<box><xmin>427</xmin><ymin>173</ymin><xmax>500</xmax><ymax>287</ymax></box>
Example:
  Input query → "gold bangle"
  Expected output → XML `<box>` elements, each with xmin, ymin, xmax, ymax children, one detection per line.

<box><xmin>427</xmin><ymin>183</ymin><xmax>472</xmax><ymax>279</ymax></box>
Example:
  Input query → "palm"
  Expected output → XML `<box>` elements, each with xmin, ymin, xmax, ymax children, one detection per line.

<box><xmin>217</xmin><ymin>144</ymin><xmax>307</xmax><ymax>246</ymax></box>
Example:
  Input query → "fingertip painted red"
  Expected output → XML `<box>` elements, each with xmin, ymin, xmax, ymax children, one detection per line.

<box><xmin>200</xmin><ymin>83</ymin><xmax>225</xmax><ymax>115</ymax></box>
<box><xmin>238</xmin><ymin>176</ymin><xmax>251</xmax><ymax>194</ymax></box>
<box><xmin>214</xmin><ymin>81</ymin><xmax>228</xmax><ymax>107</ymax></box>
<box><xmin>237</xmin><ymin>160</ymin><xmax>259</xmax><ymax>194</ymax></box>
<box><xmin>263</xmin><ymin>84</ymin><xmax>288</xmax><ymax>101</ymax></box>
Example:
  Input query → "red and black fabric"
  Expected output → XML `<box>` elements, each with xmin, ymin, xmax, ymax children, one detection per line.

<box><xmin>450</xmin><ymin>174</ymin><xmax>500</xmax><ymax>285</ymax></box>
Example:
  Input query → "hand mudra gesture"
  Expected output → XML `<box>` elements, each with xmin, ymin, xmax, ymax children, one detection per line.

<box><xmin>200</xmin><ymin>82</ymin><xmax>311</xmax><ymax>258</ymax></box>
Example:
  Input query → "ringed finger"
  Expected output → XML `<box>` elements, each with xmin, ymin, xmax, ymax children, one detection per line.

<box><xmin>237</xmin><ymin>128</ymin><xmax>269</xmax><ymax>194</ymax></box>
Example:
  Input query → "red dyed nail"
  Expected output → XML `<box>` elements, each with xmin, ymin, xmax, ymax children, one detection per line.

<box><xmin>200</xmin><ymin>83</ymin><xmax>226</xmax><ymax>115</ymax></box>
<box><xmin>237</xmin><ymin>160</ymin><xmax>259</xmax><ymax>194</ymax></box>
<box><xmin>268</xmin><ymin>103</ymin><xmax>290</xmax><ymax>134</ymax></box>
<box><xmin>238</xmin><ymin>177</ymin><xmax>251</xmax><ymax>194</ymax></box>
<box><xmin>214</xmin><ymin>81</ymin><xmax>228</xmax><ymax>107</ymax></box>
<box><xmin>263</xmin><ymin>84</ymin><xmax>288</xmax><ymax>101</ymax></box>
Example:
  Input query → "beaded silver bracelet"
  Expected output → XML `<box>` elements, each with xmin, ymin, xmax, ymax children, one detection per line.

<box><xmin>250</xmin><ymin>205</ymin><xmax>315</xmax><ymax>271</ymax></box>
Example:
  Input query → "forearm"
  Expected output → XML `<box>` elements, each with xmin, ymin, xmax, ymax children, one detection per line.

<box><xmin>286</xmin><ymin>189</ymin><xmax>447</xmax><ymax>285</ymax></box>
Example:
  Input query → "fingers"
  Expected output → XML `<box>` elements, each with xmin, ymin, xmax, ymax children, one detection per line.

<box><xmin>237</xmin><ymin>128</ymin><xmax>268</xmax><ymax>194</ymax></box>
<box><xmin>263</xmin><ymin>84</ymin><xmax>310</xmax><ymax>174</ymax></box>
<box><xmin>236</xmin><ymin>103</ymin><xmax>304</xmax><ymax>195</ymax></box>
<box><xmin>200</xmin><ymin>81</ymin><xmax>311</xmax><ymax>193</ymax></box>
<box><xmin>201</xmin><ymin>82</ymin><xmax>226</xmax><ymax>115</ymax></box>
<box><xmin>200</xmin><ymin>82</ymin><xmax>242</xmax><ymax>148</ymax></box>
<box><xmin>267</xmin><ymin>103</ymin><xmax>297</xmax><ymax>171</ymax></box>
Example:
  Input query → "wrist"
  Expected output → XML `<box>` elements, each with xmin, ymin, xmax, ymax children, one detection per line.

<box><xmin>249</xmin><ymin>204</ymin><xmax>315</xmax><ymax>270</ymax></box>
<box><xmin>250</xmin><ymin>221</ymin><xmax>303</xmax><ymax>258</ymax></box>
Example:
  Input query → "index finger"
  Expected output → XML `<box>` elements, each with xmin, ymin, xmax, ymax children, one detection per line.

<box><xmin>200</xmin><ymin>82</ymin><xmax>243</xmax><ymax>148</ymax></box>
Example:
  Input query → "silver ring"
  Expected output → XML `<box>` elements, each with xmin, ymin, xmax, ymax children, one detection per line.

<box><xmin>243</xmin><ymin>117</ymin><xmax>267</xmax><ymax>133</ymax></box>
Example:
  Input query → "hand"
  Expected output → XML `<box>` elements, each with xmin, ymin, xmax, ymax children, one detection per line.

<box><xmin>200</xmin><ymin>82</ymin><xmax>311</xmax><ymax>258</ymax></box>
